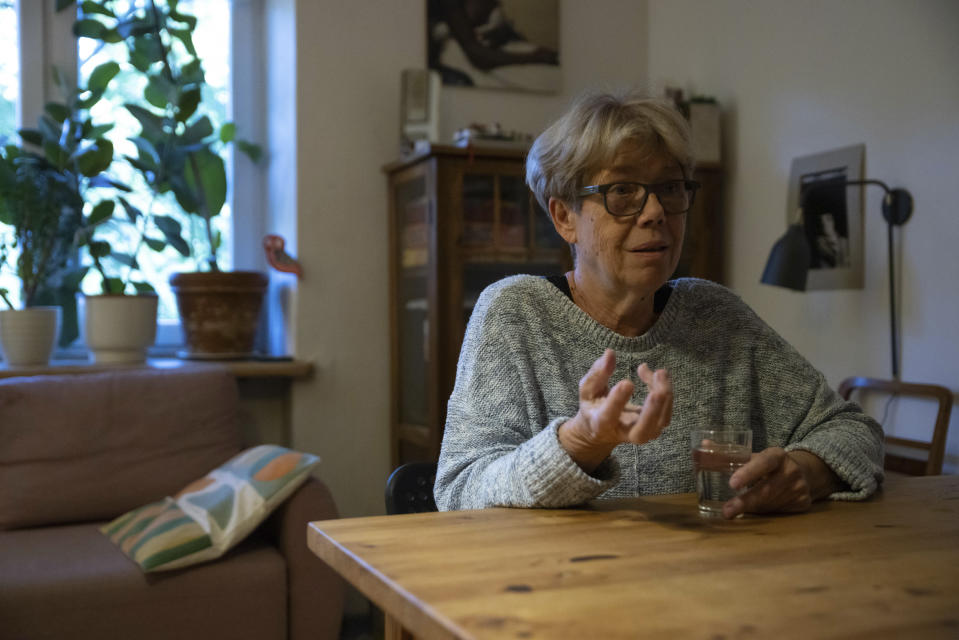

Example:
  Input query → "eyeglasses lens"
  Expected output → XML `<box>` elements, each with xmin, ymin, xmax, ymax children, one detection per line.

<box><xmin>606</xmin><ymin>182</ymin><xmax>692</xmax><ymax>216</ymax></box>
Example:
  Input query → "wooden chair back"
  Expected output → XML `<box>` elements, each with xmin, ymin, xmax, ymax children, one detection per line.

<box><xmin>838</xmin><ymin>376</ymin><xmax>953</xmax><ymax>476</ymax></box>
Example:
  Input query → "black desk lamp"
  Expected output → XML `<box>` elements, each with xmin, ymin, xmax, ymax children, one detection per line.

<box><xmin>761</xmin><ymin>180</ymin><xmax>913</xmax><ymax>377</ymax></box>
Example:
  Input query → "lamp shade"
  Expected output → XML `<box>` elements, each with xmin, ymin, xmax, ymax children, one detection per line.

<box><xmin>760</xmin><ymin>223</ymin><xmax>811</xmax><ymax>291</ymax></box>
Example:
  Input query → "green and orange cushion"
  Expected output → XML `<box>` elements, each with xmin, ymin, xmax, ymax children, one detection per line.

<box><xmin>101</xmin><ymin>444</ymin><xmax>320</xmax><ymax>572</ymax></box>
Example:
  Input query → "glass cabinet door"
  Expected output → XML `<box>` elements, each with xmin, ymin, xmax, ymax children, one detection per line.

<box><xmin>389</xmin><ymin>149</ymin><xmax>575</xmax><ymax>466</ymax></box>
<box><xmin>395</xmin><ymin>176</ymin><xmax>428</xmax><ymax>427</ymax></box>
<box><xmin>532</xmin><ymin>196</ymin><xmax>564</xmax><ymax>250</ymax></box>
<box><xmin>457</xmin><ymin>169</ymin><xmax>566</xmax><ymax>326</ymax></box>
<box><xmin>498</xmin><ymin>175</ymin><xmax>529</xmax><ymax>249</ymax></box>
<box><xmin>461</xmin><ymin>174</ymin><xmax>495</xmax><ymax>246</ymax></box>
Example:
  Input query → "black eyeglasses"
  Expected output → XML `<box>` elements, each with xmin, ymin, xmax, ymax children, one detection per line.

<box><xmin>577</xmin><ymin>180</ymin><xmax>701</xmax><ymax>217</ymax></box>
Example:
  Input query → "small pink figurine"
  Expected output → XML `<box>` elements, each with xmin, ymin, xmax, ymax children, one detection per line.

<box><xmin>263</xmin><ymin>234</ymin><xmax>303</xmax><ymax>278</ymax></box>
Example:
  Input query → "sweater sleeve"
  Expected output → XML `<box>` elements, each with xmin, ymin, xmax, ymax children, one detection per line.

<box><xmin>738</xmin><ymin>301</ymin><xmax>885</xmax><ymax>500</ymax></box>
<box><xmin>434</xmin><ymin>284</ymin><xmax>618</xmax><ymax>510</ymax></box>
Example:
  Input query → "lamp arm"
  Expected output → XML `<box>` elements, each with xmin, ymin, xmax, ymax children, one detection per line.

<box><xmin>799</xmin><ymin>179</ymin><xmax>889</xmax><ymax>207</ymax></box>
<box><xmin>796</xmin><ymin>177</ymin><xmax>913</xmax><ymax>379</ymax></box>
<box><xmin>799</xmin><ymin>179</ymin><xmax>912</xmax><ymax>226</ymax></box>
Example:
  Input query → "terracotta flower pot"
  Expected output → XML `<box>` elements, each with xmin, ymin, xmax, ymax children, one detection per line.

<box><xmin>83</xmin><ymin>294</ymin><xmax>158</xmax><ymax>364</ymax></box>
<box><xmin>169</xmin><ymin>271</ymin><xmax>268</xmax><ymax>359</ymax></box>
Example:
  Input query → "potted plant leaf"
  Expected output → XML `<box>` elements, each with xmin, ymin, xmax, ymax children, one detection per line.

<box><xmin>0</xmin><ymin>66</ymin><xmax>118</xmax><ymax>366</ymax></box>
<box><xmin>59</xmin><ymin>60</ymin><xmax>168</xmax><ymax>365</ymax></box>
<box><xmin>62</xmin><ymin>0</ymin><xmax>266</xmax><ymax>359</ymax></box>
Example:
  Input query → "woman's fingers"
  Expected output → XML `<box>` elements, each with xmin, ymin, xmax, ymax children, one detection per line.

<box><xmin>729</xmin><ymin>448</ymin><xmax>782</xmax><ymax>491</ymax></box>
<box><xmin>655</xmin><ymin>369</ymin><xmax>674</xmax><ymax>425</ymax></box>
<box><xmin>577</xmin><ymin>355</ymin><xmax>673</xmax><ymax>446</ymax></box>
<box><xmin>565</xmin><ymin>355</ymin><xmax>673</xmax><ymax>468</ymax></box>
<box><xmin>579</xmin><ymin>349</ymin><xmax>615</xmax><ymax>402</ymax></box>
<box><xmin>624</xmin><ymin>365</ymin><xmax>673</xmax><ymax>443</ymax></box>
<box><xmin>579</xmin><ymin>379</ymin><xmax>634</xmax><ymax>443</ymax></box>
<box><xmin>600</xmin><ymin>379</ymin><xmax>635</xmax><ymax>424</ymax></box>
<box><xmin>637</xmin><ymin>363</ymin><xmax>655</xmax><ymax>385</ymax></box>
<box><xmin>625</xmin><ymin>389</ymin><xmax>666</xmax><ymax>443</ymax></box>
<box><xmin>722</xmin><ymin>448</ymin><xmax>814</xmax><ymax>519</ymax></box>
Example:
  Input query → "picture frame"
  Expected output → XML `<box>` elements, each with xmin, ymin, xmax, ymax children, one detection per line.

<box><xmin>427</xmin><ymin>0</ymin><xmax>560</xmax><ymax>93</ymax></box>
<box><xmin>786</xmin><ymin>144</ymin><xmax>865</xmax><ymax>290</ymax></box>
<box><xmin>400</xmin><ymin>68</ymin><xmax>441</xmax><ymax>152</ymax></box>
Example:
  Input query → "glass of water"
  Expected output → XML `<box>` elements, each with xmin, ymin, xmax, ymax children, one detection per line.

<box><xmin>690</xmin><ymin>428</ymin><xmax>753</xmax><ymax>518</ymax></box>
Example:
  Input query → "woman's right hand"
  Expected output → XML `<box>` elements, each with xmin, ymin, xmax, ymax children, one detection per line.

<box><xmin>557</xmin><ymin>349</ymin><xmax>673</xmax><ymax>474</ymax></box>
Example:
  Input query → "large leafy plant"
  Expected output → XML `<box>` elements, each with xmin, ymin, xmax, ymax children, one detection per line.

<box><xmin>40</xmin><ymin>64</ymin><xmax>163</xmax><ymax>298</ymax></box>
<box><xmin>60</xmin><ymin>0</ymin><xmax>259</xmax><ymax>273</ymax></box>
<box><xmin>0</xmin><ymin>67</ymin><xmax>119</xmax><ymax>343</ymax></box>
<box><xmin>0</xmin><ymin>145</ymin><xmax>85</xmax><ymax>311</ymax></box>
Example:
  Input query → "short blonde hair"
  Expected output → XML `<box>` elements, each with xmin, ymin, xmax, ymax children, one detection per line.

<box><xmin>526</xmin><ymin>90</ymin><xmax>695</xmax><ymax>212</ymax></box>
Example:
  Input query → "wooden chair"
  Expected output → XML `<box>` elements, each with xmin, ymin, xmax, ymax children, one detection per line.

<box><xmin>838</xmin><ymin>376</ymin><xmax>953</xmax><ymax>476</ymax></box>
<box><xmin>385</xmin><ymin>462</ymin><xmax>438</xmax><ymax>515</ymax></box>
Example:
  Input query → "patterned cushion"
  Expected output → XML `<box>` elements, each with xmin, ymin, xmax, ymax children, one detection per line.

<box><xmin>101</xmin><ymin>445</ymin><xmax>320</xmax><ymax>572</ymax></box>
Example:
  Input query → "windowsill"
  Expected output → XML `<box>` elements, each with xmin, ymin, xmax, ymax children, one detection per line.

<box><xmin>0</xmin><ymin>357</ymin><xmax>314</xmax><ymax>380</ymax></box>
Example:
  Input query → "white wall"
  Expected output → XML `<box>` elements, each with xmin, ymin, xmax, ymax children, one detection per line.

<box><xmin>288</xmin><ymin>0</ymin><xmax>649</xmax><ymax>517</ymax></box>
<box><xmin>648</xmin><ymin>0</ymin><xmax>959</xmax><ymax>471</ymax></box>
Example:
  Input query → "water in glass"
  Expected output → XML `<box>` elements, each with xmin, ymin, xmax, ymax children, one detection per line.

<box><xmin>692</xmin><ymin>439</ymin><xmax>751</xmax><ymax>517</ymax></box>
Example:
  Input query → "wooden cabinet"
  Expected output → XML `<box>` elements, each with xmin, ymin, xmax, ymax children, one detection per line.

<box><xmin>386</xmin><ymin>145</ymin><xmax>572</xmax><ymax>466</ymax></box>
<box><xmin>386</xmin><ymin>147</ymin><xmax>724</xmax><ymax>467</ymax></box>
<box><xmin>674</xmin><ymin>163</ymin><xmax>725</xmax><ymax>283</ymax></box>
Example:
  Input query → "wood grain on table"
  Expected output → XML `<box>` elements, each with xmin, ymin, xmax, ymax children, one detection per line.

<box><xmin>309</xmin><ymin>475</ymin><xmax>959</xmax><ymax>639</ymax></box>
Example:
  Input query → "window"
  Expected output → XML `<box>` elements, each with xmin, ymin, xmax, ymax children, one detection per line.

<box><xmin>0</xmin><ymin>1</ymin><xmax>16</xmax><ymax>146</ymax></box>
<box><xmin>76</xmin><ymin>0</ymin><xmax>233</xmax><ymax>337</ymax></box>
<box><xmin>1</xmin><ymin>0</ymin><xmax>264</xmax><ymax>353</ymax></box>
<box><xmin>0</xmin><ymin>0</ymin><xmax>19</xmax><ymax>309</ymax></box>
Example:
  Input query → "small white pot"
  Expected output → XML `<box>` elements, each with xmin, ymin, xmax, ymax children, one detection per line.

<box><xmin>0</xmin><ymin>307</ymin><xmax>62</xmax><ymax>367</ymax></box>
<box><xmin>83</xmin><ymin>294</ymin><xmax>158</xmax><ymax>364</ymax></box>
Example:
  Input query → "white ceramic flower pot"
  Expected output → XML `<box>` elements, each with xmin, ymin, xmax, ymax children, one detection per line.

<box><xmin>0</xmin><ymin>307</ymin><xmax>61</xmax><ymax>367</ymax></box>
<box><xmin>83</xmin><ymin>294</ymin><xmax>158</xmax><ymax>364</ymax></box>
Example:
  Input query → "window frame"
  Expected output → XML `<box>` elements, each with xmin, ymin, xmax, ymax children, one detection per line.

<box><xmin>12</xmin><ymin>0</ymin><xmax>269</xmax><ymax>357</ymax></box>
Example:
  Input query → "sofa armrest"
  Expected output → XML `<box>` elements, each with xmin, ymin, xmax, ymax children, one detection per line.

<box><xmin>264</xmin><ymin>475</ymin><xmax>345</xmax><ymax>640</ymax></box>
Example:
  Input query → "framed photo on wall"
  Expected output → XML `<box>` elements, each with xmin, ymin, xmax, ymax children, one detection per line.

<box><xmin>427</xmin><ymin>0</ymin><xmax>560</xmax><ymax>93</ymax></box>
<box><xmin>786</xmin><ymin>144</ymin><xmax>865</xmax><ymax>290</ymax></box>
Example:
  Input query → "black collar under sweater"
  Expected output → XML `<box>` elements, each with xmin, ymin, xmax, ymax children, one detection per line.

<box><xmin>543</xmin><ymin>275</ymin><xmax>673</xmax><ymax>313</ymax></box>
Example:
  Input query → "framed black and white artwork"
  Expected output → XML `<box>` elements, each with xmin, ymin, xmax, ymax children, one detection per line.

<box><xmin>786</xmin><ymin>144</ymin><xmax>866</xmax><ymax>290</ymax></box>
<box><xmin>427</xmin><ymin>0</ymin><xmax>560</xmax><ymax>93</ymax></box>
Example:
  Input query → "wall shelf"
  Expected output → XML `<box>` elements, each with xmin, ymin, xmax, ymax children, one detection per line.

<box><xmin>0</xmin><ymin>358</ymin><xmax>314</xmax><ymax>380</ymax></box>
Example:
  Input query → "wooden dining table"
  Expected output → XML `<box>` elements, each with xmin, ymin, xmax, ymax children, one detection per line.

<box><xmin>307</xmin><ymin>474</ymin><xmax>959</xmax><ymax>639</ymax></box>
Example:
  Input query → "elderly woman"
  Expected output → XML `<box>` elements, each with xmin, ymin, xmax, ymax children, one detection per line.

<box><xmin>434</xmin><ymin>90</ymin><xmax>883</xmax><ymax>518</ymax></box>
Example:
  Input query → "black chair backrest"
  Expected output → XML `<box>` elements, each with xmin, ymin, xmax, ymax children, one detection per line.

<box><xmin>385</xmin><ymin>462</ymin><xmax>438</xmax><ymax>515</ymax></box>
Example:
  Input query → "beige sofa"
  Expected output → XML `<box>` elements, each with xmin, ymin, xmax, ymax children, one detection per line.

<box><xmin>0</xmin><ymin>367</ymin><xmax>344</xmax><ymax>640</ymax></box>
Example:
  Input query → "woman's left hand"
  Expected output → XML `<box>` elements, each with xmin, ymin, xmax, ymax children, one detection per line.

<box><xmin>722</xmin><ymin>448</ymin><xmax>841</xmax><ymax>519</ymax></box>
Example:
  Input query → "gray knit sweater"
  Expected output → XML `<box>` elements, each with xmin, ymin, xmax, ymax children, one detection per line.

<box><xmin>434</xmin><ymin>275</ymin><xmax>884</xmax><ymax>510</ymax></box>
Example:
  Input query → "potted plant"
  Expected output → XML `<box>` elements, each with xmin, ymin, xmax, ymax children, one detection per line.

<box><xmin>62</xmin><ymin>61</ymin><xmax>167</xmax><ymax>365</ymax></box>
<box><xmin>0</xmin><ymin>148</ymin><xmax>86</xmax><ymax>366</ymax></box>
<box><xmin>12</xmin><ymin>55</ymin><xmax>164</xmax><ymax>365</ymax></box>
<box><xmin>80</xmin><ymin>195</ymin><xmax>164</xmax><ymax>363</ymax></box>
<box><xmin>0</xmin><ymin>66</ymin><xmax>118</xmax><ymax>366</ymax></box>
<box><xmin>63</xmin><ymin>0</ymin><xmax>266</xmax><ymax>359</ymax></box>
